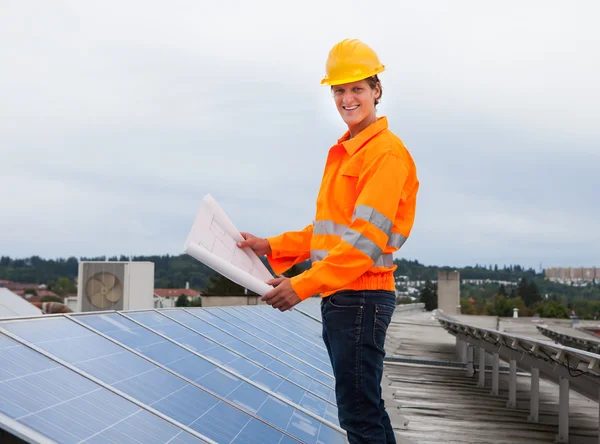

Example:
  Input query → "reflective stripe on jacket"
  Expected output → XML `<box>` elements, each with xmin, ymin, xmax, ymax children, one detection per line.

<box><xmin>267</xmin><ymin>116</ymin><xmax>419</xmax><ymax>300</ymax></box>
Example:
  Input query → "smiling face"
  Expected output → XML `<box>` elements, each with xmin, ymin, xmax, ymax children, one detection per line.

<box><xmin>332</xmin><ymin>78</ymin><xmax>381</xmax><ymax>137</ymax></box>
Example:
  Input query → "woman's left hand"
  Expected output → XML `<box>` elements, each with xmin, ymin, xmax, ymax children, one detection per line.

<box><xmin>262</xmin><ymin>277</ymin><xmax>301</xmax><ymax>312</ymax></box>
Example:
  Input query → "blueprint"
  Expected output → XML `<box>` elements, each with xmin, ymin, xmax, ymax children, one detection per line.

<box><xmin>184</xmin><ymin>194</ymin><xmax>274</xmax><ymax>296</ymax></box>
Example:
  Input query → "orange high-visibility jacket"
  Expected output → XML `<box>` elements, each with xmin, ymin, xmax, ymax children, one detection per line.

<box><xmin>267</xmin><ymin>117</ymin><xmax>419</xmax><ymax>300</ymax></box>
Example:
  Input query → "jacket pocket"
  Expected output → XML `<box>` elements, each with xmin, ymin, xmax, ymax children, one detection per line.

<box><xmin>339</xmin><ymin>163</ymin><xmax>360</xmax><ymax>212</ymax></box>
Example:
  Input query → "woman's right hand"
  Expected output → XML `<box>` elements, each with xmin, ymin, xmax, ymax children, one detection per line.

<box><xmin>238</xmin><ymin>232</ymin><xmax>272</xmax><ymax>256</ymax></box>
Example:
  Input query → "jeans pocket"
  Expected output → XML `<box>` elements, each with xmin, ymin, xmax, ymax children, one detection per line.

<box><xmin>373</xmin><ymin>304</ymin><xmax>394</xmax><ymax>353</ymax></box>
<box><xmin>329</xmin><ymin>291</ymin><xmax>363</xmax><ymax>309</ymax></box>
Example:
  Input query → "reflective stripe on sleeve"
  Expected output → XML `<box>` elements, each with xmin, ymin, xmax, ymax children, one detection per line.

<box><xmin>310</xmin><ymin>249</ymin><xmax>393</xmax><ymax>267</ymax></box>
<box><xmin>388</xmin><ymin>232</ymin><xmax>407</xmax><ymax>249</ymax></box>
<box><xmin>313</xmin><ymin>217</ymin><xmax>406</xmax><ymax>250</ymax></box>
<box><xmin>313</xmin><ymin>220</ymin><xmax>347</xmax><ymax>236</ymax></box>
<box><xmin>352</xmin><ymin>205</ymin><xmax>392</xmax><ymax>236</ymax></box>
<box><xmin>342</xmin><ymin>228</ymin><xmax>383</xmax><ymax>262</ymax></box>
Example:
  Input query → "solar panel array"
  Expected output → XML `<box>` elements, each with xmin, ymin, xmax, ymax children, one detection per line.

<box><xmin>0</xmin><ymin>301</ymin><xmax>345</xmax><ymax>444</ymax></box>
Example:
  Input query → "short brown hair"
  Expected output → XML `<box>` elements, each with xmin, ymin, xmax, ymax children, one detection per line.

<box><xmin>366</xmin><ymin>75</ymin><xmax>383</xmax><ymax>106</ymax></box>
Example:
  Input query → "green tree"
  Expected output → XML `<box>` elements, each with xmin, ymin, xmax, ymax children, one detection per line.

<box><xmin>498</xmin><ymin>284</ymin><xmax>506</xmax><ymax>296</ymax></box>
<box><xmin>517</xmin><ymin>278</ymin><xmax>541</xmax><ymax>307</ymax></box>
<box><xmin>486</xmin><ymin>295</ymin><xmax>512</xmax><ymax>316</ymax></box>
<box><xmin>420</xmin><ymin>280</ymin><xmax>438</xmax><ymax>311</ymax></box>
<box><xmin>175</xmin><ymin>294</ymin><xmax>190</xmax><ymax>307</ymax></box>
<box><xmin>48</xmin><ymin>277</ymin><xmax>77</xmax><ymax>297</ymax></box>
<box><xmin>460</xmin><ymin>298</ymin><xmax>476</xmax><ymax>315</ymax></box>
<box><xmin>535</xmin><ymin>300</ymin><xmax>569</xmax><ymax>318</ymax></box>
<box><xmin>203</xmin><ymin>274</ymin><xmax>253</xmax><ymax>296</ymax></box>
<box><xmin>517</xmin><ymin>278</ymin><xmax>530</xmax><ymax>301</ymax></box>
<box><xmin>526</xmin><ymin>281</ymin><xmax>542</xmax><ymax>307</ymax></box>
<box><xmin>189</xmin><ymin>298</ymin><xmax>202</xmax><ymax>307</ymax></box>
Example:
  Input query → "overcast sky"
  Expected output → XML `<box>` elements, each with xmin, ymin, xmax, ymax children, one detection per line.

<box><xmin>1</xmin><ymin>1</ymin><xmax>598</xmax><ymax>269</ymax></box>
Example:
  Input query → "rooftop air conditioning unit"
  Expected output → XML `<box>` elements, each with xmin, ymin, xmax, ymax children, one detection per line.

<box><xmin>77</xmin><ymin>261</ymin><xmax>155</xmax><ymax>312</ymax></box>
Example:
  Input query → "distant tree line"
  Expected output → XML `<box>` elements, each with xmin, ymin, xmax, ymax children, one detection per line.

<box><xmin>394</xmin><ymin>258</ymin><xmax>539</xmax><ymax>282</ymax></box>
<box><xmin>458</xmin><ymin>277</ymin><xmax>600</xmax><ymax>319</ymax></box>
<box><xmin>0</xmin><ymin>255</ymin><xmax>310</xmax><ymax>296</ymax></box>
<box><xmin>1</xmin><ymin>255</ymin><xmax>596</xmax><ymax>315</ymax></box>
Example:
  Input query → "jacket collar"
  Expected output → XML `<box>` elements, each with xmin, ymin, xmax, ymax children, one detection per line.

<box><xmin>338</xmin><ymin>116</ymin><xmax>388</xmax><ymax>156</ymax></box>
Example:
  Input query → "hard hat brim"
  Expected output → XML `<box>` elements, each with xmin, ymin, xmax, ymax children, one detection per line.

<box><xmin>320</xmin><ymin>65</ymin><xmax>385</xmax><ymax>86</ymax></box>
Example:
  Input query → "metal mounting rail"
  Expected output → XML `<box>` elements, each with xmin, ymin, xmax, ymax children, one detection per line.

<box><xmin>537</xmin><ymin>324</ymin><xmax>600</xmax><ymax>354</ymax></box>
<box><xmin>434</xmin><ymin>310</ymin><xmax>600</xmax><ymax>444</ymax></box>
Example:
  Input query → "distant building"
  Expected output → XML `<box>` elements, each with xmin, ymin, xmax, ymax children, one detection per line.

<box><xmin>545</xmin><ymin>267</ymin><xmax>599</xmax><ymax>283</ymax></box>
<box><xmin>154</xmin><ymin>288</ymin><xmax>202</xmax><ymax>308</ymax></box>
<box><xmin>438</xmin><ymin>270</ymin><xmax>461</xmax><ymax>314</ymax></box>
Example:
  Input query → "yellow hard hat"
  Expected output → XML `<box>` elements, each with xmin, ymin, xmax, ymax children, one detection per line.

<box><xmin>320</xmin><ymin>38</ymin><xmax>385</xmax><ymax>86</ymax></box>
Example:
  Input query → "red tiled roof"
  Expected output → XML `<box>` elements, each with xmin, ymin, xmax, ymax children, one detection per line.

<box><xmin>0</xmin><ymin>280</ymin><xmax>13</xmax><ymax>285</ymax></box>
<box><xmin>154</xmin><ymin>288</ymin><xmax>202</xmax><ymax>298</ymax></box>
<box><xmin>37</xmin><ymin>290</ymin><xmax>60</xmax><ymax>298</ymax></box>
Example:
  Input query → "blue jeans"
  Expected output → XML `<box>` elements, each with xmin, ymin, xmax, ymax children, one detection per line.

<box><xmin>321</xmin><ymin>290</ymin><xmax>396</xmax><ymax>444</ymax></box>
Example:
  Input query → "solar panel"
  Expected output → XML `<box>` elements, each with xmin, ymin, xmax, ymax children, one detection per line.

<box><xmin>295</xmin><ymin>297</ymin><xmax>323</xmax><ymax>322</ymax></box>
<box><xmin>226</xmin><ymin>308</ymin><xmax>332</xmax><ymax>368</ymax></box>
<box><xmin>182</xmin><ymin>308</ymin><xmax>335</xmax><ymax>390</ymax></box>
<box><xmin>161</xmin><ymin>309</ymin><xmax>337</xmax><ymax>404</ymax></box>
<box><xmin>276</xmin><ymin>306</ymin><xmax>324</xmax><ymax>334</ymax></box>
<box><xmin>206</xmin><ymin>308</ymin><xmax>333</xmax><ymax>373</ymax></box>
<box><xmin>0</xmin><ymin>332</ymin><xmax>207</xmax><ymax>444</ymax></box>
<box><xmin>238</xmin><ymin>306</ymin><xmax>326</xmax><ymax>345</ymax></box>
<box><xmin>0</xmin><ymin>318</ymin><xmax>300</xmax><ymax>443</ymax></box>
<box><xmin>0</xmin><ymin>305</ymin><xmax>347</xmax><ymax>444</ymax></box>
<box><xmin>1</xmin><ymin>314</ymin><xmax>346</xmax><ymax>444</ymax></box>
<box><xmin>74</xmin><ymin>311</ymin><xmax>339</xmax><ymax>428</ymax></box>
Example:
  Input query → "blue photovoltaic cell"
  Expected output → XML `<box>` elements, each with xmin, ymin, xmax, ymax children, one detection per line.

<box><xmin>49</xmin><ymin>314</ymin><xmax>344</xmax><ymax>443</ymax></box>
<box><xmin>218</xmin><ymin>307</ymin><xmax>332</xmax><ymax>370</ymax></box>
<box><xmin>207</xmin><ymin>308</ymin><xmax>333</xmax><ymax>374</ymax></box>
<box><xmin>228</xmin><ymin>307</ymin><xmax>332</xmax><ymax>369</ymax></box>
<box><xmin>181</xmin><ymin>309</ymin><xmax>335</xmax><ymax>389</ymax></box>
<box><xmin>0</xmin><ymin>318</ymin><xmax>295</xmax><ymax>444</ymax></box>
<box><xmin>240</xmin><ymin>306</ymin><xmax>325</xmax><ymax>344</ymax></box>
<box><xmin>78</xmin><ymin>311</ymin><xmax>339</xmax><ymax>427</ymax></box>
<box><xmin>158</xmin><ymin>309</ymin><xmax>337</xmax><ymax>403</ymax></box>
<box><xmin>0</xmin><ymin>333</ymin><xmax>205</xmax><ymax>444</ymax></box>
<box><xmin>296</xmin><ymin>298</ymin><xmax>323</xmax><ymax>321</ymax></box>
<box><xmin>277</xmin><ymin>307</ymin><xmax>324</xmax><ymax>335</ymax></box>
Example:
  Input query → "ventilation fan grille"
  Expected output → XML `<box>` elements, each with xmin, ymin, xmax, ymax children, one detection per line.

<box><xmin>85</xmin><ymin>270</ymin><xmax>123</xmax><ymax>309</ymax></box>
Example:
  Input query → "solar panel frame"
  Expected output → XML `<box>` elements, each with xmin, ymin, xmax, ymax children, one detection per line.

<box><xmin>0</xmin><ymin>327</ymin><xmax>213</xmax><ymax>444</ymax></box>
<box><xmin>0</xmin><ymin>411</ymin><xmax>55</xmax><ymax>444</ymax></box>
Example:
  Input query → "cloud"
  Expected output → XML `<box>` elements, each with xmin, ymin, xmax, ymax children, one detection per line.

<box><xmin>1</xmin><ymin>0</ymin><xmax>598</xmax><ymax>269</ymax></box>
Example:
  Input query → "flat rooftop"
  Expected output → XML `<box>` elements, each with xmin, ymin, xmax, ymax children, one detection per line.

<box><xmin>383</xmin><ymin>311</ymin><xmax>599</xmax><ymax>444</ymax></box>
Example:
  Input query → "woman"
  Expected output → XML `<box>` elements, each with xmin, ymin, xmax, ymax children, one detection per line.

<box><xmin>238</xmin><ymin>38</ymin><xmax>419</xmax><ymax>444</ymax></box>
